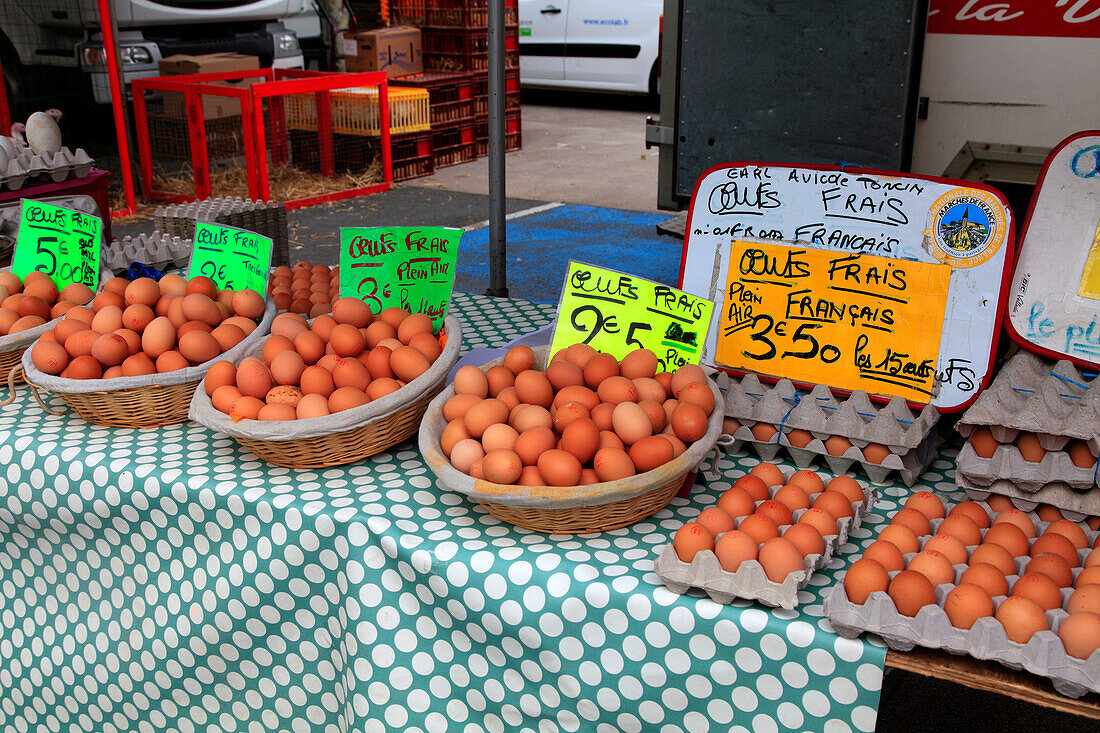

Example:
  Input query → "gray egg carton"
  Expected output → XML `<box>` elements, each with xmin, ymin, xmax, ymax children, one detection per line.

<box><xmin>154</xmin><ymin>196</ymin><xmax>289</xmax><ymax>267</ymax></box>
<box><xmin>824</xmin><ymin>517</ymin><xmax>1100</xmax><ymax>698</ymax></box>
<box><xmin>958</xmin><ymin>350</ymin><xmax>1100</xmax><ymax>448</ymax></box>
<box><xmin>105</xmin><ymin>231</ymin><xmax>193</xmax><ymax>274</ymax></box>
<box><xmin>955</xmin><ymin>350</ymin><xmax>1100</xmax><ymax>516</ymax></box>
<box><xmin>654</xmin><ymin>474</ymin><xmax>876</xmax><ymax>610</ymax></box>
<box><xmin>1</xmin><ymin>138</ymin><xmax>94</xmax><ymax>190</ymax></box>
<box><xmin>716</xmin><ymin>372</ymin><xmax>941</xmax><ymax>486</ymax></box>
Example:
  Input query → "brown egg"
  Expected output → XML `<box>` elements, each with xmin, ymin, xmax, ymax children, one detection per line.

<box><xmin>537</xmin><ymin>449</ymin><xmax>582</xmax><ymax>486</ymax></box>
<box><xmin>560</xmin><ymin>418</ymin><xmax>600</xmax><ymax>465</ymax></box>
<box><xmin>181</xmin><ymin>293</ymin><xmax>222</xmax><ymax>327</ymax></box>
<box><xmin>1058</xmin><ymin>612</ymin><xmax>1100</xmax><ymax>659</ymax></box>
<box><xmin>923</xmin><ymin>534</ymin><xmax>968</xmax><ymax>566</ymax></box>
<box><xmin>714</xmin><ymin>530</ymin><xmax>758</xmax><ymax>572</ymax></box>
<box><xmin>552</xmin><ymin>401</ymin><xmax>590</xmax><ymax>433</ymax></box>
<box><xmin>231</xmin><ymin>289</ymin><xmax>265</xmax><ymax>320</ymax></box>
<box><xmin>454</xmin><ymin>365</ymin><xmax>490</xmax><ymax>397</ymax></box>
<box><xmin>120</xmin><ymin>353</ymin><xmax>156</xmax><ymax>376</ymax></box>
<box><xmin>114</xmin><ymin>328</ymin><xmax>142</xmax><ymax>356</ymax></box>
<box><xmin>264</xmin><ymin>350</ymin><xmax>303</xmax><ymax>387</ymax></box>
<box><xmin>734</xmin><ymin>471</ymin><xmax>770</xmax><ymax>499</ymax></box>
<box><xmin>332</xmin><ymin>358</ymin><xmax>370</xmax><ymax>391</ymax></box>
<box><xmin>90</xmin><ymin>333</ymin><xmax>129</xmax><ymax>367</ymax></box>
<box><xmin>49</xmin><ymin>301</ymin><xmax>75</xmax><ymax>318</ymax></box>
<box><xmin>271</xmin><ymin>313</ymin><xmax>309</xmax><ymax>341</ymax></box>
<box><xmin>968</xmin><ymin>427</ymin><xmax>1000</xmax><ymax>458</ymax></box>
<box><xmin>64</xmin><ymin>329</ymin><xmax>99</xmax><ymax>358</ymax></box>
<box><xmin>844</xmin><ymin>558</ymin><xmax>891</xmax><ymax>605</ymax></box>
<box><xmin>969</xmin><ymin>542</ymin><xmax>1018</xmax><ymax>576</ymax></box>
<box><xmin>938</xmin><ymin>514</ymin><xmax>983</xmax><ymax>547</ymax></box>
<box><xmin>501</xmin><ymin>345</ymin><xmax>535</xmax><ymax>375</ymax></box>
<box><xmin>959</xmin><ymin>563</ymin><xmax>1009</xmax><ymax>598</ymax></box>
<box><xmin>824</xmin><ymin>435</ymin><xmax>852</xmax><ymax>456</ymax></box>
<box><xmin>813</xmin><ymin>490</ymin><xmax>853</xmax><ymax>521</ymax></box>
<box><xmin>1045</xmin><ymin>520</ymin><xmax>1089</xmax><ymax>551</ymax></box>
<box><xmin>737</xmin><ymin>514</ymin><xmax>780</xmax><ymax>545</ymax></box>
<box><xmin>477</xmin><ymin>423</ymin><xmax>516</xmax><ymax>454</ymax></box>
<box><xmin>156</xmin><ymin>351</ymin><xmax>190</xmax><ymax>373</ymax></box>
<box><xmin>783</xmin><ymin>523</ymin><xmax>825</xmax><ymax>558</ymax></box>
<box><xmin>464</xmin><ymin>399</ymin><xmax>509</xmax><ymax>439</ymax></box>
<box><xmin>787</xmin><ymin>470</ymin><xmax>824</xmax><ymax>494</ymax></box>
<box><xmin>329</xmin><ymin>297</ymin><xmax>371</xmax><ymax>327</ymax></box>
<box><xmin>758</xmin><ymin>537</ymin><xmax>804</xmax><ymax>582</ymax></box>
<box><xmin>633</xmin><ymin>377</ymin><xmax>667</xmax><ymax>403</ymax></box>
<box><xmin>165</xmin><ymin>297</ymin><xmax>187</xmax><ymax>328</ymax></box>
<box><xmin>907</xmin><ymin>549</ymin><xmax>956</xmax><ymax>587</ymax></box>
<box><xmin>670</xmin><ymin>403</ymin><xmax>708</xmax><ymax>443</ymax></box>
<box><xmin>23</xmin><ymin>278</ymin><xmax>57</xmax><ymax>304</ymax></box>
<box><xmin>396</xmin><ymin>313</ymin><xmax>432</xmax><ymax>344</ymax></box>
<box><xmin>185</xmin><ymin>276</ymin><xmax>218</xmax><ymax>298</ymax></box>
<box><xmin>615</xmin><ymin>349</ymin><xmax>655</xmax><ymax>380</ymax></box>
<box><xmin>31</xmin><ymin>340</ymin><xmax>69</xmax><ymax>375</ymax></box>
<box><xmin>363</xmin><ymin>345</ymin><xmax>394</xmax><ymax>380</ymax></box>
<box><xmin>1078</xmin><ymin>567</ymin><xmax>1100</xmax><ymax>588</ymax></box>
<box><xmin>328</xmin><ymin>323</ymin><xmax>365</xmax><ymax>357</ymax></box>
<box><xmin>138</xmin><ymin>316</ymin><xmax>175</xmax><ymax>359</ymax></box>
<box><xmin>612</xmin><ymin>402</ymin><xmax>653</xmax><ymax>445</ymax></box>
<box><xmin>476</xmin><ymin>366</ymin><xmax>512</xmax><ymax>397</ymax></box>
<box><xmin>905</xmin><ymin>491</ymin><xmax>946</xmax><ymax>520</ymax></box>
<box><xmin>9</xmin><ymin>316</ymin><xmax>47</xmax><ymax>335</ymax></box>
<box><xmin>772</xmin><ymin>484</ymin><xmax>811</xmax><ymax>514</ymax></box>
<box><xmin>714</xmin><ymin>488</ymin><xmax>753</xmax><ymax>520</ymax></box>
<box><xmin>178</xmin><ymin>330</ymin><xmax>221</xmax><ymax>364</ymax></box>
<box><xmin>441</xmin><ymin>419</ymin><xmax>471</xmax><ymax>456</ymax></box>
<box><xmin>0</xmin><ymin>308</ymin><xmax>19</xmax><ymax>335</ymax></box>
<box><xmin>364</xmin><ymin>377</ymin><xmax>398</xmax><ymax>400</ymax></box>
<box><xmin>178</xmin><ymin>320</ymin><xmax>212</xmax><ymax>338</ymax></box>
<box><xmin>749</xmin><ymin>423</ymin><xmax>777</xmax><ymax>444</ymax></box>
<box><xmin>1067</xmin><ymin>585</ymin><xmax>1100</xmax><ymax>615</ymax></box>
<box><xmin>0</xmin><ymin>272</ymin><xmax>20</xmax><ymax>294</ymax></box>
<box><xmin>66</xmin><ymin>355</ymin><xmax>102</xmax><ymax>379</ymax></box>
<box><xmin>589</xmin><ymin>402</ymin><xmax>614</xmax><ymax>431</ymax></box>
<box><xmin>673</xmin><ymin>523</ymin><xmax>715</xmax><ymax>563</ymax></box>
<box><xmin>202</xmin><ymin>361</ymin><xmax>237</xmax><ymax>396</ymax></box>
<box><xmin>944</xmin><ymin>583</ymin><xmax>995</xmax><ymax>630</ymax></box>
<box><xmin>670</xmin><ymin>364</ymin><xmax>706</xmax><ymax>396</ymax></box>
<box><xmin>378</xmin><ymin>307</ymin><xmax>409</xmax><ymax>330</ymax></box>
<box><xmin>1015</xmin><ymin>432</ymin><xmax>1046</xmax><ymax>463</ymax></box>
<box><xmin>482</xmin><ymin>449</ymin><xmax>523</xmax><ymax>485</ymax></box>
<box><xmin>1012</xmin><ymin>573</ymin><xmax>1063</xmax><ymax>611</ymax></box>
<box><xmin>300</xmin><ymin>365</ymin><xmax>336</xmax><ymax>398</ymax></box>
<box><xmin>657</xmin><ymin>371</ymin><xmax>675</xmax><ymax>398</ymax></box>
<box><xmin>598</xmin><ymin>430</ymin><xmax>624</xmax><ymax>450</ymax></box>
<box><xmin>517</xmin><ymin>466</ymin><xmax>546</xmax><ymax>486</ymax></box>
<box><xmin>860</xmin><ymin>443</ymin><xmax>891</xmax><ymax>464</ymax></box>
<box><xmin>888</xmin><ymin>569</ymin><xmax>937</xmax><ymax>617</ymax></box>
<box><xmin>784</xmin><ymin>429</ymin><xmax>813</xmax><ymax>448</ymax></box>
<box><xmin>234</xmin><ymin>358</ymin><xmax>272</xmax><ymax>399</ymax></box>
<box><xmin>578</xmin><ymin>353</ymin><xmax>617</xmax><ymax>389</ymax></box>
<box><xmin>124</xmin><ymin>278</ymin><xmax>160</xmax><ymax>308</ymax></box>
<box><xmin>992</xmin><ymin>509</ymin><xmax>1037</xmax><ymax>542</ymax></box>
<box><xmin>996</xmin><ymin>596</ymin><xmax>1048</xmax><ymax>643</ymax></box>
<box><xmin>755</xmin><ymin>499</ymin><xmax>793</xmax><ymax>528</ymax></box>
<box><xmin>544</xmin><ymin>361</ymin><xmax>583</xmax><ymax>392</ymax></box>
<box><xmin>257</xmin><ymin>403</ymin><xmax>297</xmax><ymax>421</ymax></box>
<box><xmin>158</xmin><ymin>274</ymin><xmax>187</xmax><ymax>296</ymax></box>
<box><xmin>892</xmin><ymin>507</ymin><xmax>933</xmax><ymax>538</ymax></box>
<box><xmin>677</xmin><ymin>382</ymin><xmax>715</xmax><ymax>416</ymax></box>
<box><xmin>514</xmin><ymin>370</ymin><xmax>554</xmax><ymax>408</ymax></box>
<box><xmin>695</xmin><ymin>507</ymin><xmax>735</xmax><ymax>538</ymax></box>
<box><xmin>328</xmin><ymin>387</ymin><xmax>369</xmax><ymax>413</ymax></box>
<box><xmin>391</xmin><ymin>346</ymin><xmax>430</xmax><ymax>382</ymax></box>
<box><xmin>553</xmin><ymin>385</ymin><xmax>600</xmax><ymax>412</ymax></box>
<box><xmin>748</xmin><ymin>463</ymin><xmax>785</xmax><ymax>489</ymax></box>
<box><xmin>1067</xmin><ymin>440</ymin><xmax>1097</xmax><ymax>468</ymax></box>
<box><xmin>597</xmin><ymin>376</ymin><xmax>638</xmax><ymax>405</ymax></box>
<box><xmin>408</xmin><ymin>332</ymin><xmax>442</xmax><ymax>362</ymax></box>
<box><xmin>878</xmin><ymin>524</ymin><xmax>920</xmax><ymax>555</ymax></box>
<box><xmin>289</xmin><ymin>393</ymin><xmax>327</xmax><ymax>419</ymax></box>
<box><xmin>863</xmin><ymin>540</ymin><xmax>905</xmax><ymax>573</ymax></box>
<box><xmin>291</xmin><ymin>331</ymin><xmax>323</xmax><ymax>365</ymax></box>
<box><xmin>1031</xmin><ymin>533</ymin><xmax>1080</xmax><ymax>569</ymax></box>
<box><xmin>1089</xmin><ymin>548</ymin><xmax>1100</xmax><ymax>568</ymax></box>
<box><xmin>91</xmin><ymin>305</ymin><xmax>124</xmax><ymax>334</ymax></box>
<box><xmin>211</xmin><ymin>324</ymin><xmax>246</xmax><ymax>353</ymax></box>
<box><xmin>628</xmin><ymin>435</ymin><xmax>674</xmax><ymax>473</ymax></box>
<box><xmin>65</xmin><ymin>306</ymin><xmax>94</xmax><ymax>325</ymax></box>
<box><xmin>211</xmin><ymin>385</ymin><xmax>243</xmax><ymax>414</ymax></box>
<box><xmin>1026</xmin><ymin>553</ymin><xmax>1074</xmax><ymax>589</ymax></box>
<box><xmin>515</xmin><ymin>426</ymin><xmax>557</xmax><ymax>466</ymax></box>
<box><xmin>591</xmin><ymin>447</ymin><xmax>635</xmax><ymax>481</ymax></box>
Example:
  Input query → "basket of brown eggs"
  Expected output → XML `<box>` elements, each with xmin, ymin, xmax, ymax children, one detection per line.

<box><xmin>20</xmin><ymin>273</ymin><xmax>274</xmax><ymax>427</ymax></box>
<box><xmin>190</xmin><ymin>300</ymin><xmax>462</xmax><ymax>469</ymax></box>
<box><xmin>419</xmin><ymin>343</ymin><xmax>724</xmax><ymax>533</ymax></box>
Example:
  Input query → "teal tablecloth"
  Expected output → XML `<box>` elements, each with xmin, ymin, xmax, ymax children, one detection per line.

<box><xmin>0</xmin><ymin>292</ymin><xmax>961</xmax><ymax>732</ymax></box>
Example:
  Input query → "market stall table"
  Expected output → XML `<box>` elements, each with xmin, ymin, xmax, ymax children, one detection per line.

<box><xmin>0</xmin><ymin>292</ymin><xmax>928</xmax><ymax>732</ymax></box>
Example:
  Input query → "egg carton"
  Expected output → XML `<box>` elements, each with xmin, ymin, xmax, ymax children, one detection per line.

<box><xmin>958</xmin><ymin>350</ymin><xmax>1100</xmax><ymax>450</ymax></box>
<box><xmin>956</xmin><ymin>440</ymin><xmax>1098</xmax><ymax>493</ymax></box>
<box><xmin>824</xmin><ymin>518</ymin><xmax>1100</xmax><ymax>698</ymax></box>
<box><xmin>959</xmin><ymin>476</ymin><xmax>1099</xmax><ymax>524</ymax></box>
<box><xmin>104</xmin><ymin>231</ymin><xmax>193</xmax><ymax>274</ymax></box>
<box><xmin>0</xmin><ymin>140</ymin><xmax>94</xmax><ymax>190</ymax></box>
<box><xmin>654</xmin><ymin>476</ymin><xmax>876</xmax><ymax>610</ymax></box>
<box><xmin>154</xmin><ymin>196</ymin><xmax>289</xmax><ymax>267</ymax></box>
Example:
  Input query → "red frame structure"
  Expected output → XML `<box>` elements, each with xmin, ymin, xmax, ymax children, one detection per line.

<box><xmin>132</xmin><ymin>68</ymin><xmax>393</xmax><ymax>209</ymax></box>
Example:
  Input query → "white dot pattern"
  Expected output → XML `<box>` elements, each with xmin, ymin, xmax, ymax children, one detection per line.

<box><xmin>0</xmin><ymin>293</ymin><xmax>899</xmax><ymax>732</ymax></box>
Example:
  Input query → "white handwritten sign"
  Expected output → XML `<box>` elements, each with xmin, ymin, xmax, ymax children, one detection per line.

<box><xmin>1006</xmin><ymin>132</ymin><xmax>1100</xmax><ymax>366</ymax></box>
<box><xmin>680</xmin><ymin>163</ymin><xmax>1015</xmax><ymax>411</ymax></box>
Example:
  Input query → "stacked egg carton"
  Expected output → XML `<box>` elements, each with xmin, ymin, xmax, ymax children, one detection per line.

<box><xmin>956</xmin><ymin>351</ymin><xmax>1100</xmax><ymax>519</ymax></box>
<box><xmin>0</xmin><ymin>138</ymin><xmax>94</xmax><ymax>190</ymax></box>
<box><xmin>715</xmin><ymin>372</ymin><xmax>941</xmax><ymax>486</ymax></box>
<box><xmin>825</xmin><ymin>504</ymin><xmax>1099</xmax><ymax>698</ymax></box>
<box><xmin>154</xmin><ymin>196</ymin><xmax>289</xmax><ymax>267</ymax></box>
<box><xmin>104</xmin><ymin>232</ymin><xmax>193</xmax><ymax>274</ymax></box>
<box><xmin>655</xmin><ymin>478</ymin><xmax>876</xmax><ymax>609</ymax></box>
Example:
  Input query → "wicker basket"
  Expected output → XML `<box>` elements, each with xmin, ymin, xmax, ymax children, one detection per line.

<box><xmin>21</xmin><ymin>299</ymin><xmax>276</xmax><ymax>427</ymax></box>
<box><xmin>190</xmin><ymin>316</ymin><xmax>462</xmax><ymax>469</ymax></box>
<box><xmin>419</xmin><ymin>347</ymin><xmax>724</xmax><ymax>534</ymax></box>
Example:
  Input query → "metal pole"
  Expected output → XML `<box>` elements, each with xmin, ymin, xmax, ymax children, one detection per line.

<box><xmin>98</xmin><ymin>0</ymin><xmax>137</xmax><ymax>217</ymax></box>
<box><xmin>484</xmin><ymin>0</ymin><xmax>508</xmax><ymax>297</ymax></box>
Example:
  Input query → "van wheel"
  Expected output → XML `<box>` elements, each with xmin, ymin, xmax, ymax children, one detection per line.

<box><xmin>648</xmin><ymin>61</ymin><xmax>660</xmax><ymax>99</ymax></box>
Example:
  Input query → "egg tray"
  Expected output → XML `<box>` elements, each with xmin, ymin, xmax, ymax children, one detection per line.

<box><xmin>0</xmin><ymin>139</ymin><xmax>94</xmax><ymax>190</ymax></box>
<box><xmin>824</xmin><ymin>518</ymin><xmax>1100</xmax><ymax>698</ymax></box>
<box><xmin>957</xmin><ymin>350</ymin><xmax>1100</xmax><ymax>451</ymax></box>
<box><xmin>717</xmin><ymin>371</ymin><xmax>940</xmax><ymax>452</ymax></box>
<box><xmin>154</xmin><ymin>197</ymin><xmax>289</xmax><ymax>267</ymax></box>
<box><xmin>104</xmin><ymin>231</ymin><xmax>193</xmax><ymax>275</ymax></box>
<box><xmin>958</xmin><ymin>476</ymin><xmax>1099</xmax><ymax>524</ymax></box>
<box><xmin>956</xmin><ymin>439</ymin><xmax>1099</xmax><ymax>494</ymax></box>
<box><xmin>653</xmin><ymin>479</ymin><xmax>877</xmax><ymax>610</ymax></box>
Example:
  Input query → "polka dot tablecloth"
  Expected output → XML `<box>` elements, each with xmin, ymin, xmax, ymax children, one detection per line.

<box><xmin>0</xmin><ymin>292</ymin><xmax>967</xmax><ymax>733</ymax></box>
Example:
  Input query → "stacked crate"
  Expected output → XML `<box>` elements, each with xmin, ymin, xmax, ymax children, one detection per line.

<box><xmin>390</xmin><ymin>0</ymin><xmax>521</xmax><ymax>169</ymax></box>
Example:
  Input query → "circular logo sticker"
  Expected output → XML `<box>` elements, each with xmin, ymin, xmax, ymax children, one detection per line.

<box><xmin>925</xmin><ymin>188</ymin><xmax>1006</xmax><ymax>268</ymax></box>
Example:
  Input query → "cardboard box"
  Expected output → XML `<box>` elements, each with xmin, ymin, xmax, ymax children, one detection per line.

<box><xmin>344</xmin><ymin>26</ymin><xmax>422</xmax><ymax>78</ymax></box>
<box><xmin>157</xmin><ymin>52</ymin><xmax>259</xmax><ymax>76</ymax></box>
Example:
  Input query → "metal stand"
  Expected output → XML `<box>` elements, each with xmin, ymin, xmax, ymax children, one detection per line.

<box><xmin>484</xmin><ymin>0</ymin><xmax>509</xmax><ymax>298</ymax></box>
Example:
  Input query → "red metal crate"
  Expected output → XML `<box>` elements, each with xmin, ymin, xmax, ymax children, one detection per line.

<box><xmin>432</xmin><ymin>121</ymin><xmax>478</xmax><ymax>168</ymax></box>
<box><xmin>422</xmin><ymin>27</ymin><xmax>519</xmax><ymax>72</ymax></box>
<box><xmin>390</xmin><ymin>70</ymin><xmax>478</xmax><ymax>126</ymax></box>
<box><xmin>472</xmin><ymin>70</ymin><xmax>520</xmax><ymax>115</ymax></box>
<box><xmin>392</xmin><ymin>0</ymin><xmax>518</xmax><ymax>28</ymax></box>
<box><xmin>474</xmin><ymin>110</ymin><xmax>522</xmax><ymax>157</ymax></box>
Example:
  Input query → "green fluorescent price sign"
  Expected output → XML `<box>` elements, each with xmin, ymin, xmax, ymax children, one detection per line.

<box><xmin>339</xmin><ymin>226</ymin><xmax>461</xmax><ymax>328</ymax></box>
<box><xmin>188</xmin><ymin>221</ymin><xmax>272</xmax><ymax>294</ymax></box>
<box><xmin>550</xmin><ymin>261</ymin><xmax>716</xmax><ymax>372</ymax></box>
<box><xmin>11</xmin><ymin>200</ymin><xmax>101</xmax><ymax>289</ymax></box>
